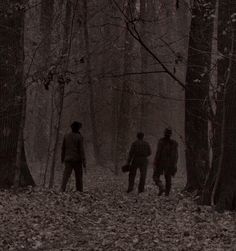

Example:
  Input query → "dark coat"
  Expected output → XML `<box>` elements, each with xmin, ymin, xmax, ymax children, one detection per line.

<box><xmin>61</xmin><ymin>132</ymin><xmax>86</xmax><ymax>163</ymax></box>
<box><xmin>127</xmin><ymin>139</ymin><xmax>151</xmax><ymax>167</ymax></box>
<box><xmin>154</xmin><ymin>137</ymin><xmax>178</xmax><ymax>176</ymax></box>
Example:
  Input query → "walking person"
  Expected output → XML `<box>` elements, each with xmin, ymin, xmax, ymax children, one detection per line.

<box><xmin>127</xmin><ymin>132</ymin><xmax>151</xmax><ymax>193</ymax></box>
<box><xmin>153</xmin><ymin>128</ymin><xmax>178</xmax><ymax>196</ymax></box>
<box><xmin>61</xmin><ymin>121</ymin><xmax>86</xmax><ymax>192</ymax></box>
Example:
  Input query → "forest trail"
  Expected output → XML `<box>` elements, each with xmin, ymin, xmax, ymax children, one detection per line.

<box><xmin>0</xmin><ymin>168</ymin><xmax>235</xmax><ymax>251</ymax></box>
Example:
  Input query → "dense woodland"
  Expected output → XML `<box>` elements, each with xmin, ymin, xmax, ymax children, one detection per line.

<box><xmin>1</xmin><ymin>0</ymin><xmax>236</xmax><ymax>250</ymax></box>
<box><xmin>0</xmin><ymin>0</ymin><xmax>236</xmax><ymax>212</ymax></box>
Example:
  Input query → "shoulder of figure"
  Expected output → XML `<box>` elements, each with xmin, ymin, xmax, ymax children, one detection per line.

<box><xmin>157</xmin><ymin>138</ymin><xmax>164</xmax><ymax>148</ymax></box>
<box><xmin>159</xmin><ymin>138</ymin><xmax>165</xmax><ymax>144</ymax></box>
<box><xmin>132</xmin><ymin>140</ymin><xmax>138</xmax><ymax>146</ymax></box>
<box><xmin>144</xmin><ymin>140</ymin><xmax>150</xmax><ymax>146</ymax></box>
<box><xmin>64</xmin><ymin>132</ymin><xmax>71</xmax><ymax>138</ymax></box>
<box><xmin>171</xmin><ymin>139</ymin><xmax>178</xmax><ymax>146</ymax></box>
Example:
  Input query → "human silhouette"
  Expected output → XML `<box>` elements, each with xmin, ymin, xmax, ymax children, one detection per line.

<box><xmin>61</xmin><ymin>121</ymin><xmax>86</xmax><ymax>192</ymax></box>
<box><xmin>153</xmin><ymin>128</ymin><xmax>178</xmax><ymax>196</ymax></box>
<box><xmin>127</xmin><ymin>132</ymin><xmax>151</xmax><ymax>193</ymax></box>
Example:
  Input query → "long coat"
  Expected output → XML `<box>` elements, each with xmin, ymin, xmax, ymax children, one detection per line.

<box><xmin>61</xmin><ymin>132</ymin><xmax>86</xmax><ymax>164</ymax></box>
<box><xmin>127</xmin><ymin>139</ymin><xmax>151</xmax><ymax>167</ymax></box>
<box><xmin>153</xmin><ymin>137</ymin><xmax>178</xmax><ymax>176</ymax></box>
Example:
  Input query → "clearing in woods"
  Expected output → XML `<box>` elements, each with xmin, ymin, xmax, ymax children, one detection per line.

<box><xmin>0</xmin><ymin>168</ymin><xmax>235</xmax><ymax>251</ymax></box>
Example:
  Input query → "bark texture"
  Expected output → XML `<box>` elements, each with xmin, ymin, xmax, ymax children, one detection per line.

<box><xmin>185</xmin><ymin>0</ymin><xmax>216</xmax><ymax>192</ymax></box>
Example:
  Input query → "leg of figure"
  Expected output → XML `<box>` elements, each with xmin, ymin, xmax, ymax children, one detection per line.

<box><xmin>153</xmin><ymin>169</ymin><xmax>165</xmax><ymax>195</ymax></box>
<box><xmin>138</xmin><ymin>165</ymin><xmax>147</xmax><ymax>193</ymax></box>
<box><xmin>153</xmin><ymin>167</ymin><xmax>165</xmax><ymax>195</ymax></box>
<box><xmin>127</xmin><ymin>165</ymin><xmax>137</xmax><ymax>192</ymax></box>
<box><xmin>61</xmin><ymin>162</ymin><xmax>73</xmax><ymax>192</ymax></box>
<box><xmin>74</xmin><ymin>162</ymin><xmax>83</xmax><ymax>192</ymax></box>
<box><xmin>157</xmin><ymin>175</ymin><xmax>165</xmax><ymax>196</ymax></box>
<box><xmin>165</xmin><ymin>174</ymin><xmax>172</xmax><ymax>196</ymax></box>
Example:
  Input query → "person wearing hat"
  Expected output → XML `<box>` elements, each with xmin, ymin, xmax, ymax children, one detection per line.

<box><xmin>153</xmin><ymin>128</ymin><xmax>178</xmax><ymax>196</ymax></box>
<box><xmin>61</xmin><ymin>121</ymin><xmax>86</xmax><ymax>192</ymax></box>
<box><xmin>126</xmin><ymin>132</ymin><xmax>151</xmax><ymax>194</ymax></box>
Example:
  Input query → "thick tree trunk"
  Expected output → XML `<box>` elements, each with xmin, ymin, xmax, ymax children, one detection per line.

<box><xmin>185</xmin><ymin>0</ymin><xmax>216</xmax><ymax>192</ymax></box>
<box><xmin>40</xmin><ymin>0</ymin><xmax>54</xmax><ymax>69</ymax></box>
<box><xmin>14</xmin><ymin>94</ymin><xmax>35</xmax><ymax>188</ymax></box>
<box><xmin>38</xmin><ymin>0</ymin><xmax>55</xmax><ymax>186</ymax></box>
<box><xmin>210</xmin><ymin>0</ymin><xmax>236</xmax><ymax>211</ymax></box>
<box><xmin>201</xmin><ymin>0</ymin><xmax>233</xmax><ymax>206</ymax></box>
<box><xmin>0</xmin><ymin>1</ymin><xmax>35</xmax><ymax>188</ymax></box>
<box><xmin>49</xmin><ymin>0</ymin><xmax>74</xmax><ymax>188</ymax></box>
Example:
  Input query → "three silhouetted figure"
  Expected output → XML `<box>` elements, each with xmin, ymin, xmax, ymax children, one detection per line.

<box><xmin>61</xmin><ymin>121</ymin><xmax>86</xmax><ymax>192</ymax></box>
<box><xmin>60</xmin><ymin>124</ymin><xmax>178</xmax><ymax>196</ymax></box>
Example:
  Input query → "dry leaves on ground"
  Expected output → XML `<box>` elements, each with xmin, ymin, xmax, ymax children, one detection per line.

<box><xmin>0</xmin><ymin>169</ymin><xmax>235</xmax><ymax>251</ymax></box>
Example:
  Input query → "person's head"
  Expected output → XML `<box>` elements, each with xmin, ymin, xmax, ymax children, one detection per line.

<box><xmin>71</xmin><ymin>121</ymin><xmax>82</xmax><ymax>133</ymax></box>
<box><xmin>164</xmin><ymin>127</ymin><xmax>172</xmax><ymax>138</ymax></box>
<box><xmin>137</xmin><ymin>132</ymin><xmax>144</xmax><ymax>140</ymax></box>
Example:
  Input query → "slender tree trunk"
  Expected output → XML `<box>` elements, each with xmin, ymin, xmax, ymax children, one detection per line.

<box><xmin>139</xmin><ymin>0</ymin><xmax>148</xmax><ymax>131</ymax></box>
<box><xmin>43</xmin><ymin>92</ymin><xmax>54</xmax><ymax>186</ymax></box>
<box><xmin>185</xmin><ymin>0</ymin><xmax>216</xmax><ymax>192</ymax></box>
<box><xmin>110</xmin><ymin>1</ymin><xmax>124</xmax><ymax>168</ymax></box>
<box><xmin>115</xmin><ymin>0</ymin><xmax>137</xmax><ymax>174</ymax></box>
<box><xmin>82</xmin><ymin>0</ymin><xmax>101</xmax><ymax>165</ymax></box>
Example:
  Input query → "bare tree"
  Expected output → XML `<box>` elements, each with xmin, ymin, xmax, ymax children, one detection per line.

<box><xmin>184</xmin><ymin>0</ymin><xmax>216</xmax><ymax>193</ymax></box>
<box><xmin>0</xmin><ymin>0</ymin><xmax>35</xmax><ymax>188</ymax></box>
<box><xmin>49</xmin><ymin>0</ymin><xmax>78</xmax><ymax>188</ymax></box>
<box><xmin>82</xmin><ymin>0</ymin><xmax>101</xmax><ymax>165</ymax></box>
<box><xmin>205</xmin><ymin>0</ymin><xmax>236</xmax><ymax>211</ymax></box>
<box><xmin>114</xmin><ymin>0</ymin><xmax>137</xmax><ymax>173</ymax></box>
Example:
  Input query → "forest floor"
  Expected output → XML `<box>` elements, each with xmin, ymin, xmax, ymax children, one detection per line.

<box><xmin>0</xmin><ymin>168</ymin><xmax>235</xmax><ymax>251</ymax></box>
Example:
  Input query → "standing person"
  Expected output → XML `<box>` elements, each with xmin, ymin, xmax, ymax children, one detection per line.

<box><xmin>61</xmin><ymin>121</ymin><xmax>86</xmax><ymax>192</ymax></box>
<box><xmin>153</xmin><ymin>128</ymin><xmax>178</xmax><ymax>196</ymax></box>
<box><xmin>127</xmin><ymin>132</ymin><xmax>151</xmax><ymax>193</ymax></box>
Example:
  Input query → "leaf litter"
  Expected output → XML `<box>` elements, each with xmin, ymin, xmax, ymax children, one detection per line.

<box><xmin>0</xmin><ymin>169</ymin><xmax>235</xmax><ymax>251</ymax></box>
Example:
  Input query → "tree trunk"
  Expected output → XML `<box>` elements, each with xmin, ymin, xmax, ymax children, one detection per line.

<box><xmin>115</xmin><ymin>0</ymin><xmax>137</xmax><ymax>174</ymax></box>
<box><xmin>185</xmin><ymin>0</ymin><xmax>216</xmax><ymax>192</ymax></box>
<box><xmin>139</xmin><ymin>0</ymin><xmax>148</xmax><ymax>131</ymax></box>
<box><xmin>38</xmin><ymin>0</ymin><xmax>55</xmax><ymax>186</ymax></box>
<box><xmin>209</xmin><ymin>0</ymin><xmax>236</xmax><ymax>211</ymax></box>
<box><xmin>82</xmin><ymin>0</ymin><xmax>101</xmax><ymax>165</ymax></box>
<box><xmin>49</xmin><ymin>0</ymin><xmax>75</xmax><ymax>188</ymax></box>
<box><xmin>43</xmin><ymin>92</ymin><xmax>54</xmax><ymax>186</ymax></box>
<box><xmin>201</xmin><ymin>0</ymin><xmax>234</xmax><ymax>206</ymax></box>
<box><xmin>14</xmin><ymin>94</ymin><xmax>35</xmax><ymax>188</ymax></box>
<box><xmin>0</xmin><ymin>1</ymin><xmax>35</xmax><ymax>188</ymax></box>
<box><xmin>40</xmin><ymin>0</ymin><xmax>54</xmax><ymax>69</ymax></box>
<box><xmin>110</xmin><ymin>1</ymin><xmax>124</xmax><ymax>168</ymax></box>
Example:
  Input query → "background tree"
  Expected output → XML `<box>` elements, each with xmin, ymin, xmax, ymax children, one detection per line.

<box><xmin>203</xmin><ymin>0</ymin><xmax>236</xmax><ymax>211</ymax></box>
<box><xmin>185</xmin><ymin>0</ymin><xmax>216</xmax><ymax>192</ymax></box>
<box><xmin>0</xmin><ymin>0</ymin><xmax>34</xmax><ymax>188</ymax></box>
